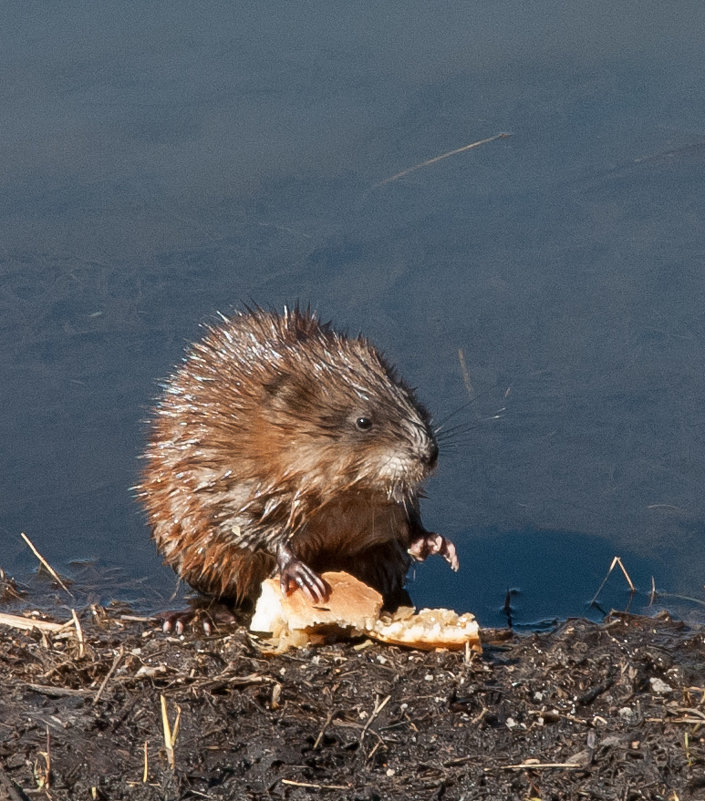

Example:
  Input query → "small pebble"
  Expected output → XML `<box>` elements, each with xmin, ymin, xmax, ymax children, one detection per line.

<box><xmin>649</xmin><ymin>677</ymin><xmax>672</xmax><ymax>695</ymax></box>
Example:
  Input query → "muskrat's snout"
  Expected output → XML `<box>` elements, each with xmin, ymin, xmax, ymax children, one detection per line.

<box><xmin>417</xmin><ymin>429</ymin><xmax>439</xmax><ymax>471</ymax></box>
<box><xmin>426</xmin><ymin>439</ymin><xmax>439</xmax><ymax>469</ymax></box>
<box><xmin>406</xmin><ymin>419</ymin><xmax>438</xmax><ymax>473</ymax></box>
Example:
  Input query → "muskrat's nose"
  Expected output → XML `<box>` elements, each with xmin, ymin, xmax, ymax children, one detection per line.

<box><xmin>425</xmin><ymin>439</ymin><xmax>439</xmax><ymax>469</ymax></box>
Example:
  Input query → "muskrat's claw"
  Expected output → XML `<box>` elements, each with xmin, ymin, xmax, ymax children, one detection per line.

<box><xmin>408</xmin><ymin>532</ymin><xmax>460</xmax><ymax>572</ymax></box>
<box><xmin>155</xmin><ymin>604</ymin><xmax>236</xmax><ymax>636</ymax></box>
<box><xmin>276</xmin><ymin>543</ymin><xmax>331</xmax><ymax>603</ymax></box>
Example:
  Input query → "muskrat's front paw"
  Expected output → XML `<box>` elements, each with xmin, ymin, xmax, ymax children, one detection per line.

<box><xmin>279</xmin><ymin>562</ymin><xmax>330</xmax><ymax>603</ymax></box>
<box><xmin>408</xmin><ymin>532</ymin><xmax>460</xmax><ymax>572</ymax></box>
<box><xmin>276</xmin><ymin>542</ymin><xmax>330</xmax><ymax>602</ymax></box>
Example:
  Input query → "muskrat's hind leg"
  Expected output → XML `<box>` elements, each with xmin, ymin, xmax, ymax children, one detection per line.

<box><xmin>156</xmin><ymin>598</ymin><xmax>240</xmax><ymax>635</ymax></box>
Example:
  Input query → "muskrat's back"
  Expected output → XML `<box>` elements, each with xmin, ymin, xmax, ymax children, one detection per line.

<box><xmin>138</xmin><ymin>306</ymin><xmax>457</xmax><ymax>606</ymax></box>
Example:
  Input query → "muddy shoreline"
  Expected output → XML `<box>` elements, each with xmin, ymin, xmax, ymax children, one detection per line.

<box><xmin>1</xmin><ymin>582</ymin><xmax>704</xmax><ymax>801</ymax></box>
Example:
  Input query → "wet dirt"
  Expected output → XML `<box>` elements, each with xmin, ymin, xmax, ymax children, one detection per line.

<box><xmin>1</xmin><ymin>577</ymin><xmax>704</xmax><ymax>801</ymax></box>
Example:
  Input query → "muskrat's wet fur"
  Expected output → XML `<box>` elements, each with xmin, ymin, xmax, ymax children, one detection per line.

<box><xmin>138</xmin><ymin>306</ymin><xmax>457</xmax><ymax>607</ymax></box>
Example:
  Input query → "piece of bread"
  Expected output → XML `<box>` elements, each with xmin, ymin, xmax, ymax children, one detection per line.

<box><xmin>250</xmin><ymin>571</ymin><xmax>481</xmax><ymax>653</ymax></box>
<box><xmin>370</xmin><ymin>606</ymin><xmax>481</xmax><ymax>651</ymax></box>
<box><xmin>250</xmin><ymin>570</ymin><xmax>383</xmax><ymax>644</ymax></box>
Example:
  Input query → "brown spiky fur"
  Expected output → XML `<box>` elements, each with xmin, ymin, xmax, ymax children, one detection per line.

<box><xmin>137</xmin><ymin>306</ymin><xmax>441</xmax><ymax>605</ymax></box>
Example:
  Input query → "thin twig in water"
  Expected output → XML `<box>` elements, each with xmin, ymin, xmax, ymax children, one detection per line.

<box><xmin>20</xmin><ymin>532</ymin><xmax>74</xmax><ymax>599</ymax></box>
<box><xmin>589</xmin><ymin>556</ymin><xmax>635</xmax><ymax>607</ymax></box>
<box><xmin>457</xmin><ymin>348</ymin><xmax>476</xmax><ymax>402</ymax></box>
<box><xmin>650</xmin><ymin>590</ymin><xmax>705</xmax><ymax>609</ymax></box>
<box><xmin>374</xmin><ymin>132</ymin><xmax>511</xmax><ymax>186</ymax></box>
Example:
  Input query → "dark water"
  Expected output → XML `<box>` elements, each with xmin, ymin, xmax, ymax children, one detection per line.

<box><xmin>3</xmin><ymin>3</ymin><xmax>705</xmax><ymax>627</ymax></box>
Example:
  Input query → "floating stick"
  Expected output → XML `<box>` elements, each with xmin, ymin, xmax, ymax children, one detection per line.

<box><xmin>374</xmin><ymin>132</ymin><xmax>510</xmax><ymax>187</ymax></box>
<box><xmin>457</xmin><ymin>348</ymin><xmax>476</xmax><ymax>402</ymax></box>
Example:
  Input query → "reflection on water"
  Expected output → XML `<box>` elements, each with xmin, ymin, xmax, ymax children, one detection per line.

<box><xmin>2</xmin><ymin>3</ymin><xmax>705</xmax><ymax>625</ymax></box>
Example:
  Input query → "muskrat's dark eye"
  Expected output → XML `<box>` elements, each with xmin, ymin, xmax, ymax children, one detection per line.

<box><xmin>355</xmin><ymin>416</ymin><xmax>373</xmax><ymax>432</ymax></box>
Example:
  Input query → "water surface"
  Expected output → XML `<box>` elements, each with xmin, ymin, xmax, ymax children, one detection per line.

<box><xmin>3</xmin><ymin>3</ymin><xmax>705</xmax><ymax>626</ymax></box>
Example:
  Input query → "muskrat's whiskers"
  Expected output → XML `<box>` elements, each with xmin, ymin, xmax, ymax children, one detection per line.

<box><xmin>434</xmin><ymin>397</ymin><xmax>482</xmax><ymax>430</ymax></box>
<box><xmin>434</xmin><ymin>382</ymin><xmax>512</xmax><ymax>430</ymax></box>
<box><xmin>435</xmin><ymin>408</ymin><xmax>508</xmax><ymax>445</ymax></box>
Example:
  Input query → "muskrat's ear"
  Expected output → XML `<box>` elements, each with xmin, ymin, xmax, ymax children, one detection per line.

<box><xmin>263</xmin><ymin>373</ymin><xmax>314</xmax><ymax>413</ymax></box>
<box><xmin>263</xmin><ymin>374</ymin><xmax>290</xmax><ymax>398</ymax></box>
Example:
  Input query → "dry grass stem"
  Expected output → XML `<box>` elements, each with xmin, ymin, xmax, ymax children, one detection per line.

<box><xmin>26</xmin><ymin>683</ymin><xmax>89</xmax><ymax>698</ymax></box>
<box><xmin>374</xmin><ymin>132</ymin><xmax>510</xmax><ymax>186</ymax></box>
<box><xmin>71</xmin><ymin>609</ymin><xmax>85</xmax><ymax>658</ymax></box>
<box><xmin>0</xmin><ymin>612</ymin><xmax>71</xmax><ymax>633</ymax></box>
<box><xmin>20</xmin><ymin>531</ymin><xmax>74</xmax><ymax>599</ymax></box>
<box><xmin>281</xmin><ymin>779</ymin><xmax>351</xmax><ymax>790</ymax></box>
<box><xmin>160</xmin><ymin>694</ymin><xmax>181</xmax><ymax>770</ymax></box>
<box><xmin>36</xmin><ymin>725</ymin><xmax>52</xmax><ymax>790</ymax></box>
<box><xmin>313</xmin><ymin>710</ymin><xmax>337</xmax><ymax>750</ymax></box>
<box><xmin>93</xmin><ymin>647</ymin><xmax>124</xmax><ymax>706</ymax></box>
<box><xmin>359</xmin><ymin>694</ymin><xmax>391</xmax><ymax>744</ymax></box>
<box><xmin>500</xmin><ymin>761</ymin><xmax>585</xmax><ymax>770</ymax></box>
<box><xmin>270</xmin><ymin>682</ymin><xmax>282</xmax><ymax>710</ymax></box>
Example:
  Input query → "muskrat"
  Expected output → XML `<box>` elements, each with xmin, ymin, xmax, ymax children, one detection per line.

<box><xmin>138</xmin><ymin>306</ymin><xmax>458</xmax><ymax>610</ymax></box>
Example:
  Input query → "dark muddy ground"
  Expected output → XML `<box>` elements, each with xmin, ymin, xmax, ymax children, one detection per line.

<box><xmin>1</xmin><ymin>572</ymin><xmax>705</xmax><ymax>801</ymax></box>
